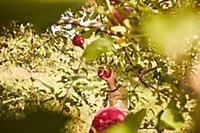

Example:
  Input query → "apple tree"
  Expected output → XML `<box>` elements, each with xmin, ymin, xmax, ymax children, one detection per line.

<box><xmin>0</xmin><ymin>0</ymin><xmax>200</xmax><ymax>133</ymax></box>
<box><xmin>53</xmin><ymin>0</ymin><xmax>200</xmax><ymax>132</ymax></box>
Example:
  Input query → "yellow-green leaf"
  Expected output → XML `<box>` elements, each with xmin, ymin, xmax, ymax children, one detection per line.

<box><xmin>83</xmin><ymin>37</ymin><xmax>113</xmax><ymax>59</ymax></box>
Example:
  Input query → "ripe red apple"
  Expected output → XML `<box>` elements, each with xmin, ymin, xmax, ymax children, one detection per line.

<box><xmin>72</xmin><ymin>35</ymin><xmax>84</xmax><ymax>48</ymax></box>
<box><xmin>89</xmin><ymin>107</ymin><xmax>125</xmax><ymax>133</ymax></box>
<box><xmin>105</xmin><ymin>68</ymin><xmax>112</xmax><ymax>78</ymax></box>
<box><xmin>98</xmin><ymin>68</ymin><xmax>112</xmax><ymax>79</ymax></box>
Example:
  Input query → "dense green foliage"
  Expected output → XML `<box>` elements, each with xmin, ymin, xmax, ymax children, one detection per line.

<box><xmin>0</xmin><ymin>0</ymin><xmax>200</xmax><ymax>133</ymax></box>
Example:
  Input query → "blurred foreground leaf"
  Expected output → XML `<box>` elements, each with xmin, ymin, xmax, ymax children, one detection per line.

<box><xmin>143</xmin><ymin>9</ymin><xmax>199</xmax><ymax>59</ymax></box>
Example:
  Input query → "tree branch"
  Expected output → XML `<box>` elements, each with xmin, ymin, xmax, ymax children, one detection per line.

<box><xmin>57</xmin><ymin>18</ymin><xmax>117</xmax><ymax>36</ymax></box>
<box><xmin>57</xmin><ymin>18</ymin><xmax>103</xmax><ymax>29</ymax></box>
<box><xmin>141</xmin><ymin>66</ymin><xmax>158</xmax><ymax>76</ymax></box>
<box><xmin>123</xmin><ymin>47</ymin><xmax>156</xmax><ymax>89</ymax></box>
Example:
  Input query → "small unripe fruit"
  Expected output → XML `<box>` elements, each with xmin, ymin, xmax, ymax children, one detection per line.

<box><xmin>72</xmin><ymin>35</ymin><xmax>84</xmax><ymax>48</ymax></box>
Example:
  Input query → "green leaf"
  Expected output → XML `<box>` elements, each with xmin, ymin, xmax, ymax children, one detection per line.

<box><xmin>82</xmin><ymin>29</ymin><xmax>96</xmax><ymax>38</ymax></box>
<box><xmin>83</xmin><ymin>38</ymin><xmax>113</xmax><ymax>59</ymax></box>
<box><xmin>38</xmin><ymin>79</ymin><xmax>55</xmax><ymax>94</ymax></box>
<box><xmin>90</xmin><ymin>11</ymin><xmax>99</xmax><ymax>20</ymax></box>
<box><xmin>124</xmin><ymin>109</ymin><xmax>146</xmax><ymax>133</ymax></box>
<box><xmin>158</xmin><ymin>100</ymin><xmax>184</xmax><ymax>131</ymax></box>
<box><xmin>105</xmin><ymin>109</ymin><xmax>146</xmax><ymax>133</ymax></box>
<box><xmin>105</xmin><ymin>124</ymin><xmax>131</xmax><ymax>133</ymax></box>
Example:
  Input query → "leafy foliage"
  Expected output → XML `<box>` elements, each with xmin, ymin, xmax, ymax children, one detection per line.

<box><xmin>0</xmin><ymin>0</ymin><xmax>200</xmax><ymax>133</ymax></box>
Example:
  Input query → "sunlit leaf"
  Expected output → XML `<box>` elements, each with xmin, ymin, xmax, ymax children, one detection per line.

<box><xmin>123</xmin><ymin>109</ymin><xmax>146</xmax><ymax>133</ymax></box>
<box><xmin>83</xmin><ymin>37</ymin><xmax>113</xmax><ymax>59</ymax></box>
<box><xmin>105</xmin><ymin>124</ymin><xmax>131</xmax><ymax>133</ymax></box>
<box><xmin>82</xmin><ymin>29</ymin><xmax>96</xmax><ymax>38</ymax></box>
<box><xmin>158</xmin><ymin>100</ymin><xmax>184</xmax><ymax>130</ymax></box>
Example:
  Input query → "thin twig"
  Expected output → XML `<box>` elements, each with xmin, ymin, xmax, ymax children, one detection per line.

<box><xmin>76</xmin><ymin>58</ymin><xmax>84</xmax><ymax>72</ymax></box>
<box><xmin>60</xmin><ymin>80</ymin><xmax>75</xmax><ymax>106</ymax></box>
<box><xmin>141</xmin><ymin>66</ymin><xmax>158</xmax><ymax>76</ymax></box>
<box><xmin>123</xmin><ymin>47</ymin><xmax>156</xmax><ymax>89</ymax></box>
<box><xmin>57</xmin><ymin>18</ymin><xmax>103</xmax><ymax>29</ymax></box>
<box><xmin>57</xmin><ymin>18</ymin><xmax>117</xmax><ymax>36</ymax></box>
<box><xmin>123</xmin><ymin>47</ymin><xmax>136</xmax><ymax>67</ymax></box>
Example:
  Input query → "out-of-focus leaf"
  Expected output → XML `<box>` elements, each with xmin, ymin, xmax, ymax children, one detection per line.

<box><xmin>33</xmin><ymin>74</ymin><xmax>64</xmax><ymax>94</ymax></box>
<box><xmin>38</xmin><ymin>80</ymin><xmax>55</xmax><ymax>94</ymax></box>
<box><xmin>105</xmin><ymin>124</ymin><xmax>131</xmax><ymax>133</ymax></box>
<box><xmin>90</xmin><ymin>11</ymin><xmax>99</xmax><ymax>20</ymax></box>
<box><xmin>0</xmin><ymin>0</ymin><xmax>86</xmax><ymax>31</ymax></box>
<box><xmin>143</xmin><ymin>9</ymin><xmax>199</xmax><ymax>59</ymax></box>
<box><xmin>83</xmin><ymin>37</ymin><xmax>113</xmax><ymax>59</ymax></box>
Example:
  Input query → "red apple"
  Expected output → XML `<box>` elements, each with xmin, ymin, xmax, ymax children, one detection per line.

<box><xmin>89</xmin><ymin>107</ymin><xmax>125</xmax><ymax>133</ymax></box>
<box><xmin>72</xmin><ymin>35</ymin><xmax>84</xmax><ymax>48</ymax></box>
<box><xmin>98</xmin><ymin>68</ymin><xmax>112</xmax><ymax>79</ymax></box>
<box><xmin>98</xmin><ymin>68</ymin><xmax>107</xmax><ymax>79</ymax></box>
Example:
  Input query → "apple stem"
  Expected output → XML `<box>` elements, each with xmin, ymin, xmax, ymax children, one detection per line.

<box><xmin>123</xmin><ymin>47</ymin><xmax>156</xmax><ymax>90</ymax></box>
<box><xmin>77</xmin><ymin>58</ymin><xmax>84</xmax><ymax>72</ymax></box>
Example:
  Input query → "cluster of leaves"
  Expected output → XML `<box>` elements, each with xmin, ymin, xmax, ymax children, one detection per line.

<box><xmin>0</xmin><ymin>23</ymin><xmax>102</xmax><ymax>132</ymax></box>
